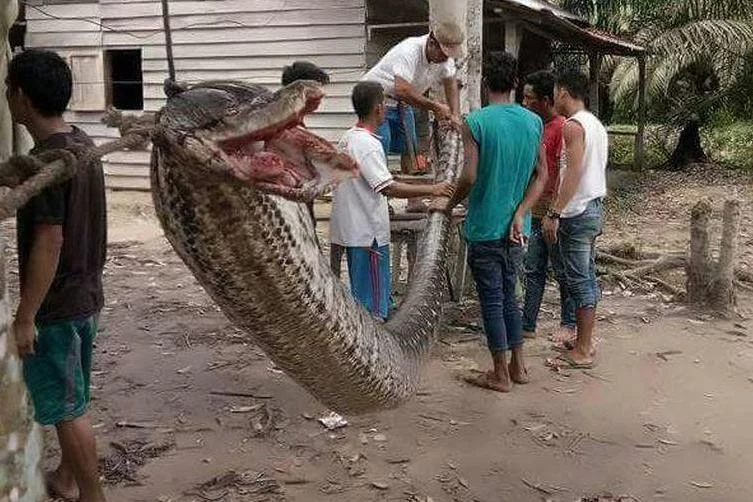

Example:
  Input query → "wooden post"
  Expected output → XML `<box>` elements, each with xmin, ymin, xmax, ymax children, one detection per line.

<box><xmin>504</xmin><ymin>21</ymin><xmax>522</xmax><ymax>101</ymax></box>
<box><xmin>1</xmin><ymin>2</ymin><xmax>47</xmax><ymax>499</ymax></box>
<box><xmin>588</xmin><ymin>52</ymin><xmax>602</xmax><ymax>116</ymax></box>
<box><xmin>160</xmin><ymin>0</ymin><xmax>176</xmax><ymax>81</ymax></box>
<box><xmin>710</xmin><ymin>199</ymin><xmax>741</xmax><ymax>312</ymax></box>
<box><xmin>463</xmin><ymin>0</ymin><xmax>483</xmax><ymax>114</ymax></box>
<box><xmin>634</xmin><ymin>55</ymin><xmax>647</xmax><ymax>171</ymax></box>
<box><xmin>687</xmin><ymin>199</ymin><xmax>712</xmax><ymax>306</ymax></box>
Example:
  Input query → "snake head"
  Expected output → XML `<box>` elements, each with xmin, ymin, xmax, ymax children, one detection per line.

<box><xmin>157</xmin><ymin>80</ymin><xmax>359</xmax><ymax>202</ymax></box>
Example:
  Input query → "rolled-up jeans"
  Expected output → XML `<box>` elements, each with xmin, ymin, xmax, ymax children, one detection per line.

<box><xmin>522</xmin><ymin>217</ymin><xmax>576</xmax><ymax>332</ymax></box>
<box><xmin>468</xmin><ymin>238</ymin><xmax>524</xmax><ymax>353</ymax></box>
<box><xmin>557</xmin><ymin>198</ymin><xmax>604</xmax><ymax>311</ymax></box>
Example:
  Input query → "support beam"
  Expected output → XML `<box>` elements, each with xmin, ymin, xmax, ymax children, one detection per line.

<box><xmin>463</xmin><ymin>0</ymin><xmax>483</xmax><ymax>114</ymax></box>
<box><xmin>588</xmin><ymin>52</ymin><xmax>602</xmax><ymax>116</ymax></box>
<box><xmin>634</xmin><ymin>55</ymin><xmax>647</xmax><ymax>171</ymax></box>
<box><xmin>504</xmin><ymin>21</ymin><xmax>522</xmax><ymax>101</ymax></box>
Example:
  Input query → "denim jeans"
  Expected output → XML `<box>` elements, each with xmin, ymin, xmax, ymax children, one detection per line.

<box><xmin>558</xmin><ymin>198</ymin><xmax>604</xmax><ymax>310</ymax></box>
<box><xmin>522</xmin><ymin>218</ymin><xmax>576</xmax><ymax>332</ymax></box>
<box><xmin>468</xmin><ymin>239</ymin><xmax>524</xmax><ymax>353</ymax></box>
<box><xmin>376</xmin><ymin>105</ymin><xmax>417</xmax><ymax>155</ymax></box>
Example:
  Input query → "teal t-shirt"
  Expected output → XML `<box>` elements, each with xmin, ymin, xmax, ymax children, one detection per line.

<box><xmin>464</xmin><ymin>103</ymin><xmax>543</xmax><ymax>242</ymax></box>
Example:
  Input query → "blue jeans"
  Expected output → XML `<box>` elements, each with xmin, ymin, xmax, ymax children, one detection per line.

<box><xmin>468</xmin><ymin>239</ymin><xmax>524</xmax><ymax>353</ymax></box>
<box><xmin>522</xmin><ymin>218</ymin><xmax>576</xmax><ymax>332</ymax></box>
<box><xmin>376</xmin><ymin>105</ymin><xmax>417</xmax><ymax>155</ymax></box>
<box><xmin>558</xmin><ymin>198</ymin><xmax>604</xmax><ymax>310</ymax></box>
<box><xmin>345</xmin><ymin>240</ymin><xmax>391</xmax><ymax>319</ymax></box>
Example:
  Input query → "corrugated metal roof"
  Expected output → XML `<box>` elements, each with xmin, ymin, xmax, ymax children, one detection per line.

<box><xmin>489</xmin><ymin>0</ymin><xmax>645</xmax><ymax>56</ymax></box>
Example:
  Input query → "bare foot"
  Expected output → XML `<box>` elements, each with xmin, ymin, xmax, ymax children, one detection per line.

<box><xmin>463</xmin><ymin>370</ymin><xmax>512</xmax><ymax>393</ymax></box>
<box><xmin>509</xmin><ymin>359</ymin><xmax>530</xmax><ymax>384</ymax></box>
<box><xmin>551</xmin><ymin>326</ymin><xmax>576</xmax><ymax>344</ymax></box>
<box><xmin>522</xmin><ymin>330</ymin><xmax>536</xmax><ymax>340</ymax></box>
<box><xmin>46</xmin><ymin>470</ymin><xmax>78</xmax><ymax>501</ymax></box>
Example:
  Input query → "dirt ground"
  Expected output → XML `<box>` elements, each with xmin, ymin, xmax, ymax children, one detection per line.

<box><xmin>4</xmin><ymin>168</ymin><xmax>753</xmax><ymax>502</ymax></box>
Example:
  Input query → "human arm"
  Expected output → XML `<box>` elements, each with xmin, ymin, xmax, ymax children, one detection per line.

<box><xmin>381</xmin><ymin>180</ymin><xmax>454</xmax><ymax>199</ymax></box>
<box><xmin>543</xmin><ymin>120</ymin><xmax>586</xmax><ymax>243</ymax></box>
<box><xmin>13</xmin><ymin>224</ymin><xmax>63</xmax><ymax>357</ymax></box>
<box><xmin>394</xmin><ymin>76</ymin><xmax>453</xmax><ymax>121</ymax></box>
<box><xmin>431</xmin><ymin>121</ymin><xmax>478</xmax><ymax>213</ymax></box>
<box><xmin>511</xmin><ymin>143</ymin><xmax>549</xmax><ymax>244</ymax></box>
<box><xmin>442</xmin><ymin>77</ymin><xmax>461</xmax><ymax>128</ymax></box>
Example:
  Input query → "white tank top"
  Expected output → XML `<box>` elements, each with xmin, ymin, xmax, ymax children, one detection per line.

<box><xmin>558</xmin><ymin>110</ymin><xmax>608</xmax><ymax>218</ymax></box>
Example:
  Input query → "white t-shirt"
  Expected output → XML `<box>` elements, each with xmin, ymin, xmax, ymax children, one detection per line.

<box><xmin>330</xmin><ymin>127</ymin><xmax>394</xmax><ymax>247</ymax></box>
<box><xmin>362</xmin><ymin>34</ymin><xmax>456</xmax><ymax>106</ymax></box>
<box><xmin>559</xmin><ymin>110</ymin><xmax>609</xmax><ymax>218</ymax></box>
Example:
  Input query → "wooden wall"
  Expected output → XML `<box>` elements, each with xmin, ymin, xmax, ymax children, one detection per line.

<box><xmin>25</xmin><ymin>0</ymin><xmax>367</xmax><ymax>190</ymax></box>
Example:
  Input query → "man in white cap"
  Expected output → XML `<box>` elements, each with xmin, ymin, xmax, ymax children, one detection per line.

<box><xmin>362</xmin><ymin>21</ymin><xmax>464</xmax><ymax>212</ymax></box>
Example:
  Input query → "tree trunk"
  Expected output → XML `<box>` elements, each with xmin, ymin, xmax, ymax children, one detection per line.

<box><xmin>686</xmin><ymin>198</ymin><xmax>741</xmax><ymax>315</ymax></box>
<box><xmin>664</xmin><ymin>119</ymin><xmax>708</xmax><ymax>170</ymax></box>
<box><xmin>709</xmin><ymin>200</ymin><xmax>741</xmax><ymax>313</ymax></box>
<box><xmin>686</xmin><ymin>199</ymin><xmax>712</xmax><ymax>306</ymax></box>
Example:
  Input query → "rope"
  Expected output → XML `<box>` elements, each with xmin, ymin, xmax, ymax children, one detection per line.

<box><xmin>0</xmin><ymin>114</ymin><xmax>155</xmax><ymax>221</ymax></box>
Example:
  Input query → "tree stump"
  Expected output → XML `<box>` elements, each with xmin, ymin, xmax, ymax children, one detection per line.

<box><xmin>686</xmin><ymin>198</ymin><xmax>741</xmax><ymax>314</ymax></box>
<box><xmin>686</xmin><ymin>198</ymin><xmax>712</xmax><ymax>305</ymax></box>
<box><xmin>710</xmin><ymin>199</ymin><xmax>741</xmax><ymax>312</ymax></box>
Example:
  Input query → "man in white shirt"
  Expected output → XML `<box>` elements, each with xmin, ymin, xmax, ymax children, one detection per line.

<box><xmin>543</xmin><ymin>69</ymin><xmax>609</xmax><ymax>369</ymax></box>
<box><xmin>362</xmin><ymin>21</ymin><xmax>463</xmax><ymax>212</ymax></box>
<box><xmin>331</xmin><ymin>81</ymin><xmax>454</xmax><ymax>319</ymax></box>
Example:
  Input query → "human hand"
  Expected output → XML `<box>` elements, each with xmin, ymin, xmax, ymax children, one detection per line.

<box><xmin>12</xmin><ymin>317</ymin><xmax>36</xmax><ymax>357</ymax></box>
<box><xmin>510</xmin><ymin>211</ymin><xmax>527</xmax><ymax>246</ymax></box>
<box><xmin>428</xmin><ymin>197</ymin><xmax>451</xmax><ymax>214</ymax></box>
<box><xmin>433</xmin><ymin>103</ymin><xmax>452</xmax><ymax>122</ymax></box>
<box><xmin>542</xmin><ymin>215</ymin><xmax>559</xmax><ymax>244</ymax></box>
<box><xmin>431</xmin><ymin>181</ymin><xmax>455</xmax><ymax>198</ymax></box>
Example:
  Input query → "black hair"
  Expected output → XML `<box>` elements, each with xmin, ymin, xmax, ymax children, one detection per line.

<box><xmin>483</xmin><ymin>51</ymin><xmax>518</xmax><ymax>94</ymax></box>
<box><xmin>351</xmin><ymin>81</ymin><xmax>384</xmax><ymax>119</ymax></box>
<box><xmin>555</xmin><ymin>68</ymin><xmax>589</xmax><ymax>102</ymax></box>
<box><xmin>7</xmin><ymin>49</ymin><xmax>72</xmax><ymax>117</ymax></box>
<box><xmin>525</xmin><ymin>70</ymin><xmax>556</xmax><ymax>102</ymax></box>
<box><xmin>281</xmin><ymin>61</ymin><xmax>331</xmax><ymax>86</ymax></box>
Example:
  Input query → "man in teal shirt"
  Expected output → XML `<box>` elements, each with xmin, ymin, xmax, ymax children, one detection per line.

<box><xmin>435</xmin><ymin>51</ymin><xmax>547</xmax><ymax>393</ymax></box>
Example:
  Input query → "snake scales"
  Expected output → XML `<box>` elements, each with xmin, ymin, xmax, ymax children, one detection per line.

<box><xmin>149</xmin><ymin>80</ymin><xmax>463</xmax><ymax>414</ymax></box>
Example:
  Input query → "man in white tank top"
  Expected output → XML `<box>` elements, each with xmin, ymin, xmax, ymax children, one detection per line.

<box><xmin>542</xmin><ymin>69</ymin><xmax>608</xmax><ymax>369</ymax></box>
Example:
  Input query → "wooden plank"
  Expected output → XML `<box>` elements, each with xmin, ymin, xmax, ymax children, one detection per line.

<box><xmin>143</xmin><ymin>39</ymin><xmax>365</xmax><ymax>59</ymax></box>
<box><xmin>105</xmin><ymin>175</ymin><xmax>151</xmax><ymax>191</ymax></box>
<box><xmin>142</xmin><ymin>68</ymin><xmax>364</xmax><ymax>84</ymax></box>
<box><xmin>141</xmin><ymin>88</ymin><xmax>353</xmax><ymax>111</ymax></box>
<box><xmin>141</xmin><ymin>80</ymin><xmax>357</xmax><ymax>97</ymax></box>
<box><xmin>102</xmin><ymin>24</ymin><xmax>365</xmax><ymax>46</ymax></box>
<box><xmin>28</xmin><ymin>32</ymin><xmax>102</xmax><ymax>48</ymax></box>
<box><xmin>99</xmin><ymin>8</ymin><xmax>364</xmax><ymax>31</ymax></box>
<box><xmin>27</xmin><ymin>19</ymin><xmax>103</xmax><ymax>33</ymax></box>
<box><xmin>100</xmin><ymin>0</ymin><xmax>364</xmax><ymax>18</ymax></box>
<box><xmin>25</xmin><ymin>2</ymin><xmax>100</xmax><ymax>20</ymax></box>
<box><xmin>104</xmin><ymin>164</ymin><xmax>150</xmax><ymax>177</ymax></box>
<box><xmin>141</xmin><ymin>54</ymin><xmax>365</xmax><ymax>71</ymax></box>
<box><xmin>63</xmin><ymin>110</ymin><xmax>107</xmax><ymax>124</ymax></box>
<box><xmin>104</xmin><ymin>150</ymin><xmax>152</xmax><ymax>164</ymax></box>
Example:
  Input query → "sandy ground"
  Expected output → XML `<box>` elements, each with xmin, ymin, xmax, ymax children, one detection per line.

<box><xmin>4</xmin><ymin>168</ymin><xmax>753</xmax><ymax>502</ymax></box>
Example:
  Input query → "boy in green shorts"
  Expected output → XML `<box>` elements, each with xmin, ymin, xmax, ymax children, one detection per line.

<box><xmin>7</xmin><ymin>50</ymin><xmax>107</xmax><ymax>501</ymax></box>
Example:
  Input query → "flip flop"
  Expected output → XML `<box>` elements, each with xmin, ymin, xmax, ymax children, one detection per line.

<box><xmin>554</xmin><ymin>353</ymin><xmax>595</xmax><ymax>369</ymax></box>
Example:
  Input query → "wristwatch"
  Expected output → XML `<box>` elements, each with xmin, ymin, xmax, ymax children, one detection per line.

<box><xmin>546</xmin><ymin>208</ymin><xmax>561</xmax><ymax>220</ymax></box>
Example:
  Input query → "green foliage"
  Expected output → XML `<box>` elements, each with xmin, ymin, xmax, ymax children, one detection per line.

<box><xmin>702</xmin><ymin>121</ymin><xmax>753</xmax><ymax>170</ymax></box>
<box><xmin>606</xmin><ymin>122</ymin><xmax>753</xmax><ymax>170</ymax></box>
<box><xmin>558</xmin><ymin>0</ymin><xmax>753</xmax><ymax>127</ymax></box>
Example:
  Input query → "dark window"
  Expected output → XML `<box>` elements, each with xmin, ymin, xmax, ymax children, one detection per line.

<box><xmin>105</xmin><ymin>49</ymin><xmax>143</xmax><ymax>110</ymax></box>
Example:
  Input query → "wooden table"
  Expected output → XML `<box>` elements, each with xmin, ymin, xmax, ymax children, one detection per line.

<box><xmin>390</xmin><ymin>208</ymin><xmax>470</xmax><ymax>303</ymax></box>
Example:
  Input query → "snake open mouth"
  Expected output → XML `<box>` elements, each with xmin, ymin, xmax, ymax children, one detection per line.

<box><xmin>199</xmin><ymin>81</ymin><xmax>359</xmax><ymax>202</ymax></box>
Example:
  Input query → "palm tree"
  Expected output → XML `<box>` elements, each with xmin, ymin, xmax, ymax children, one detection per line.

<box><xmin>559</xmin><ymin>0</ymin><xmax>753</xmax><ymax>168</ymax></box>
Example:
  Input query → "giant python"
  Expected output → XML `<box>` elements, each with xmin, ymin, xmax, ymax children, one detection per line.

<box><xmin>150</xmin><ymin>79</ymin><xmax>463</xmax><ymax>414</ymax></box>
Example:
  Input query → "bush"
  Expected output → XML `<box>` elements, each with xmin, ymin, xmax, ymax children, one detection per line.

<box><xmin>607</xmin><ymin>125</ymin><xmax>671</xmax><ymax>169</ymax></box>
<box><xmin>702</xmin><ymin>122</ymin><xmax>753</xmax><ymax>171</ymax></box>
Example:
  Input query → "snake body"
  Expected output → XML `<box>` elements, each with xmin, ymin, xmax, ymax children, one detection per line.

<box><xmin>150</xmin><ymin>81</ymin><xmax>462</xmax><ymax>414</ymax></box>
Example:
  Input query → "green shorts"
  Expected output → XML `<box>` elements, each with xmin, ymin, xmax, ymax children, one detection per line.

<box><xmin>22</xmin><ymin>316</ymin><xmax>98</xmax><ymax>426</ymax></box>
